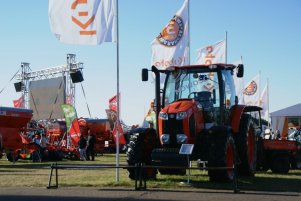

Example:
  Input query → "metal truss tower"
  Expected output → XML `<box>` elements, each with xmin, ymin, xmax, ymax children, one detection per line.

<box><xmin>15</xmin><ymin>54</ymin><xmax>83</xmax><ymax>109</ymax></box>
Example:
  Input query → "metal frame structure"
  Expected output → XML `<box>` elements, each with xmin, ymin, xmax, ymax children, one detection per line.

<box><xmin>15</xmin><ymin>54</ymin><xmax>83</xmax><ymax>109</ymax></box>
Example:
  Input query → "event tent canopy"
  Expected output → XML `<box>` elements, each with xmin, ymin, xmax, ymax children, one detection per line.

<box><xmin>270</xmin><ymin>103</ymin><xmax>301</xmax><ymax>136</ymax></box>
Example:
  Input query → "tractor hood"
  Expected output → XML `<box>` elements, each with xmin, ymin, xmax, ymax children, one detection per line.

<box><xmin>162</xmin><ymin>99</ymin><xmax>195</xmax><ymax>114</ymax></box>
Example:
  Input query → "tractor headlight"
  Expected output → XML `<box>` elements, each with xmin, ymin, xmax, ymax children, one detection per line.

<box><xmin>176</xmin><ymin>112</ymin><xmax>187</xmax><ymax>120</ymax></box>
<box><xmin>161</xmin><ymin>134</ymin><xmax>170</xmax><ymax>144</ymax></box>
<box><xmin>176</xmin><ymin>134</ymin><xmax>187</xmax><ymax>144</ymax></box>
<box><xmin>159</xmin><ymin>112</ymin><xmax>168</xmax><ymax>120</ymax></box>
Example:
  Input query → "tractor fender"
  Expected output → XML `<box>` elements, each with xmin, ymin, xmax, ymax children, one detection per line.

<box><xmin>230</xmin><ymin>105</ymin><xmax>262</xmax><ymax>133</ymax></box>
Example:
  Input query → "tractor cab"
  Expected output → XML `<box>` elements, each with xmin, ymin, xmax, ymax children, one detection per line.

<box><xmin>162</xmin><ymin>64</ymin><xmax>240</xmax><ymax>127</ymax></box>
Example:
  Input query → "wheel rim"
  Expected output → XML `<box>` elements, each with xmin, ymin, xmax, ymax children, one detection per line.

<box><xmin>247</xmin><ymin>127</ymin><xmax>255</xmax><ymax>167</ymax></box>
<box><xmin>226</xmin><ymin>143</ymin><xmax>234</xmax><ymax>179</ymax></box>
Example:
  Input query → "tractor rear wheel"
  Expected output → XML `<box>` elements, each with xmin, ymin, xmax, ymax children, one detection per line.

<box><xmin>126</xmin><ymin>128</ymin><xmax>157</xmax><ymax>180</ymax></box>
<box><xmin>208</xmin><ymin>128</ymin><xmax>236</xmax><ymax>182</ymax></box>
<box><xmin>235</xmin><ymin>114</ymin><xmax>257</xmax><ymax>176</ymax></box>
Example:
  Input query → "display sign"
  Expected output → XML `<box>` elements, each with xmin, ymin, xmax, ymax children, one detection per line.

<box><xmin>179</xmin><ymin>144</ymin><xmax>194</xmax><ymax>155</ymax></box>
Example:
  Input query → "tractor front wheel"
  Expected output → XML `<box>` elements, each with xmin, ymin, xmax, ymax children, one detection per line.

<box><xmin>126</xmin><ymin>128</ymin><xmax>157</xmax><ymax>180</ymax></box>
<box><xmin>208</xmin><ymin>128</ymin><xmax>236</xmax><ymax>182</ymax></box>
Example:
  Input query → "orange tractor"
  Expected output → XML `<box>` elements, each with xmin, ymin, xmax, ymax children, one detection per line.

<box><xmin>126</xmin><ymin>64</ymin><xmax>262</xmax><ymax>181</ymax></box>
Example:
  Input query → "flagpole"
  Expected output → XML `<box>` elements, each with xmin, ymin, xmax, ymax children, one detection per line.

<box><xmin>188</xmin><ymin>0</ymin><xmax>190</xmax><ymax>65</ymax></box>
<box><xmin>258</xmin><ymin>70</ymin><xmax>261</xmax><ymax>107</ymax></box>
<box><xmin>267</xmin><ymin>78</ymin><xmax>270</xmax><ymax>127</ymax></box>
<box><xmin>115</xmin><ymin>0</ymin><xmax>120</xmax><ymax>182</ymax></box>
<box><xmin>225</xmin><ymin>31</ymin><xmax>228</xmax><ymax>64</ymax></box>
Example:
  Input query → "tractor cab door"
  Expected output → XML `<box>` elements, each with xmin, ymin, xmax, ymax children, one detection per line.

<box><xmin>221</xmin><ymin>69</ymin><xmax>236</xmax><ymax>124</ymax></box>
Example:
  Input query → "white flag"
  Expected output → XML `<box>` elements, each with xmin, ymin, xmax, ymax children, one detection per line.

<box><xmin>260</xmin><ymin>83</ymin><xmax>268</xmax><ymax>120</ymax></box>
<box><xmin>196</xmin><ymin>39</ymin><xmax>226</xmax><ymax>64</ymax></box>
<box><xmin>232</xmin><ymin>59</ymin><xmax>244</xmax><ymax>104</ymax></box>
<box><xmin>48</xmin><ymin>0</ymin><xmax>115</xmax><ymax>45</ymax></box>
<box><xmin>243</xmin><ymin>74</ymin><xmax>260</xmax><ymax>106</ymax></box>
<box><xmin>151</xmin><ymin>0</ymin><xmax>189</xmax><ymax>69</ymax></box>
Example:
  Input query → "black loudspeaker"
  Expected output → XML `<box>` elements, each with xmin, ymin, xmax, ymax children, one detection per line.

<box><xmin>70</xmin><ymin>71</ymin><xmax>84</xmax><ymax>83</ymax></box>
<box><xmin>14</xmin><ymin>82</ymin><xmax>23</xmax><ymax>92</ymax></box>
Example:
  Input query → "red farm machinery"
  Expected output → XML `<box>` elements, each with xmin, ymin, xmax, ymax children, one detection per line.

<box><xmin>126</xmin><ymin>64</ymin><xmax>263</xmax><ymax>182</ymax></box>
<box><xmin>256</xmin><ymin>128</ymin><xmax>301</xmax><ymax>173</ymax></box>
<box><xmin>0</xmin><ymin>107</ymin><xmax>37</xmax><ymax>162</ymax></box>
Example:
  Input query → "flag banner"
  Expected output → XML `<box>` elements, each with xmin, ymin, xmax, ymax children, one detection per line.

<box><xmin>196</xmin><ymin>39</ymin><xmax>226</xmax><ymax>64</ymax></box>
<box><xmin>112</xmin><ymin>121</ymin><xmax>126</xmax><ymax>145</ymax></box>
<box><xmin>243</xmin><ymin>74</ymin><xmax>260</xmax><ymax>106</ymax></box>
<box><xmin>109</xmin><ymin>94</ymin><xmax>120</xmax><ymax>112</ymax></box>
<box><xmin>260</xmin><ymin>83</ymin><xmax>268</xmax><ymax>120</ymax></box>
<box><xmin>13</xmin><ymin>96</ymin><xmax>24</xmax><ymax>108</ymax></box>
<box><xmin>232</xmin><ymin>59</ymin><xmax>245</xmax><ymax>104</ymax></box>
<box><xmin>61</xmin><ymin>104</ymin><xmax>78</xmax><ymax>132</ymax></box>
<box><xmin>151</xmin><ymin>0</ymin><xmax>189</xmax><ymax>69</ymax></box>
<box><xmin>68</xmin><ymin>117</ymin><xmax>82</xmax><ymax>147</ymax></box>
<box><xmin>48</xmin><ymin>0</ymin><xmax>115</xmax><ymax>45</ymax></box>
<box><xmin>61</xmin><ymin>104</ymin><xmax>81</xmax><ymax>147</ymax></box>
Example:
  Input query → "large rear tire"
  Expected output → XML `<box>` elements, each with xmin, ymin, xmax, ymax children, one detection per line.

<box><xmin>126</xmin><ymin>128</ymin><xmax>157</xmax><ymax>180</ymax></box>
<box><xmin>208</xmin><ymin>127</ymin><xmax>236</xmax><ymax>182</ymax></box>
<box><xmin>234</xmin><ymin>114</ymin><xmax>257</xmax><ymax>176</ymax></box>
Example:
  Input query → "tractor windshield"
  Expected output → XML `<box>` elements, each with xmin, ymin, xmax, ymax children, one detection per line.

<box><xmin>164</xmin><ymin>68</ymin><xmax>236</xmax><ymax>109</ymax></box>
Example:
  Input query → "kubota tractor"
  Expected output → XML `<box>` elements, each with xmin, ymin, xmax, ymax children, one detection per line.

<box><xmin>126</xmin><ymin>64</ymin><xmax>262</xmax><ymax>182</ymax></box>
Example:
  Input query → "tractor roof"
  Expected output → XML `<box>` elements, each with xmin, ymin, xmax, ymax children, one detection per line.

<box><xmin>165</xmin><ymin>63</ymin><xmax>237</xmax><ymax>71</ymax></box>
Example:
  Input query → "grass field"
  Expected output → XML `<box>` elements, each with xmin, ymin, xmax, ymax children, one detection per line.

<box><xmin>0</xmin><ymin>153</ymin><xmax>300</xmax><ymax>192</ymax></box>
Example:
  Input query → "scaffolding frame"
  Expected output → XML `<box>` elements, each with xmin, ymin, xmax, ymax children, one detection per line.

<box><xmin>15</xmin><ymin>54</ymin><xmax>83</xmax><ymax>109</ymax></box>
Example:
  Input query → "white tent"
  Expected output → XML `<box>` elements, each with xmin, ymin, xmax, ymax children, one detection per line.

<box><xmin>270</xmin><ymin>103</ymin><xmax>301</xmax><ymax>136</ymax></box>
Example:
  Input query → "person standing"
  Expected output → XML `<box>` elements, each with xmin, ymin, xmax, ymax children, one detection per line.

<box><xmin>78</xmin><ymin>135</ymin><xmax>87</xmax><ymax>161</ymax></box>
<box><xmin>86</xmin><ymin>129</ymin><xmax>96</xmax><ymax>161</ymax></box>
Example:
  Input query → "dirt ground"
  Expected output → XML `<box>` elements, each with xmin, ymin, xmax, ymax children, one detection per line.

<box><xmin>0</xmin><ymin>187</ymin><xmax>300</xmax><ymax>201</ymax></box>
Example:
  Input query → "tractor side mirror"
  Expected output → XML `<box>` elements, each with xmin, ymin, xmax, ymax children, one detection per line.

<box><xmin>142</xmin><ymin>68</ymin><xmax>148</xmax><ymax>81</ymax></box>
<box><xmin>237</xmin><ymin>64</ymin><xmax>244</xmax><ymax>78</ymax></box>
<box><xmin>212</xmin><ymin>89</ymin><xmax>216</xmax><ymax>104</ymax></box>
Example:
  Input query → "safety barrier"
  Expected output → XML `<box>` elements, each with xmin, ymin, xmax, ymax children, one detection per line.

<box><xmin>47</xmin><ymin>163</ymin><xmax>240</xmax><ymax>193</ymax></box>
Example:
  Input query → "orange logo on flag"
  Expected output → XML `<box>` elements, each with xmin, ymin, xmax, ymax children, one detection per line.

<box><xmin>157</xmin><ymin>15</ymin><xmax>184</xmax><ymax>47</ymax></box>
<box><xmin>71</xmin><ymin>0</ymin><xmax>96</xmax><ymax>35</ymax></box>
<box><xmin>244</xmin><ymin>81</ymin><xmax>258</xmax><ymax>96</ymax></box>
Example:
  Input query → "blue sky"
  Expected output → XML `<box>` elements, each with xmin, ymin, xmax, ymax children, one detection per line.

<box><xmin>0</xmin><ymin>0</ymin><xmax>301</xmax><ymax>125</ymax></box>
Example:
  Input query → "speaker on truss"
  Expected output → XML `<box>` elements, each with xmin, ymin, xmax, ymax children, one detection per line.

<box><xmin>70</xmin><ymin>70</ymin><xmax>84</xmax><ymax>83</ymax></box>
<box><xmin>14</xmin><ymin>82</ymin><xmax>23</xmax><ymax>92</ymax></box>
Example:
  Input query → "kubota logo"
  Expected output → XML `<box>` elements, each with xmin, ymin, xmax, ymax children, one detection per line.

<box><xmin>71</xmin><ymin>0</ymin><xmax>96</xmax><ymax>35</ymax></box>
<box><xmin>157</xmin><ymin>15</ymin><xmax>184</xmax><ymax>47</ymax></box>
<box><xmin>244</xmin><ymin>81</ymin><xmax>258</xmax><ymax>96</ymax></box>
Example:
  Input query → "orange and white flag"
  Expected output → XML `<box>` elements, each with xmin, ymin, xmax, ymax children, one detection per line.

<box><xmin>196</xmin><ymin>39</ymin><xmax>226</xmax><ymax>64</ymax></box>
<box><xmin>243</xmin><ymin>74</ymin><xmax>260</xmax><ymax>106</ymax></box>
<box><xmin>48</xmin><ymin>0</ymin><xmax>116</xmax><ymax>45</ymax></box>
<box><xmin>151</xmin><ymin>0</ymin><xmax>189</xmax><ymax>69</ymax></box>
